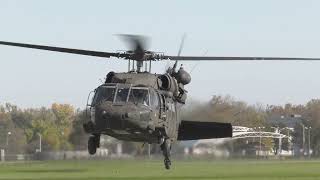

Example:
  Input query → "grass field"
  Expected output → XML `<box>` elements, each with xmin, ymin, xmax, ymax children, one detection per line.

<box><xmin>0</xmin><ymin>159</ymin><xmax>320</xmax><ymax>180</ymax></box>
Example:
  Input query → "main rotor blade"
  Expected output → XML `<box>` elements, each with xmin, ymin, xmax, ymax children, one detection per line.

<box><xmin>163</xmin><ymin>55</ymin><xmax>320</xmax><ymax>61</ymax></box>
<box><xmin>172</xmin><ymin>34</ymin><xmax>187</xmax><ymax>71</ymax></box>
<box><xmin>0</xmin><ymin>41</ymin><xmax>125</xmax><ymax>58</ymax></box>
<box><xmin>177</xmin><ymin>34</ymin><xmax>186</xmax><ymax>57</ymax></box>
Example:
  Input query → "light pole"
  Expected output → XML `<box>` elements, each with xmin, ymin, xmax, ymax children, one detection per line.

<box><xmin>37</xmin><ymin>133</ymin><xmax>42</xmax><ymax>153</ymax></box>
<box><xmin>307</xmin><ymin>127</ymin><xmax>311</xmax><ymax>158</ymax></box>
<box><xmin>286</xmin><ymin>128</ymin><xmax>293</xmax><ymax>155</ymax></box>
<box><xmin>287</xmin><ymin>115</ymin><xmax>312</xmax><ymax>157</ymax></box>
<box><xmin>257</xmin><ymin>127</ymin><xmax>265</xmax><ymax>157</ymax></box>
<box><xmin>284</xmin><ymin>127</ymin><xmax>294</xmax><ymax>156</ymax></box>
<box><xmin>272</xmin><ymin>127</ymin><xmax>292</xmax><ymax>157</ymax></box>
<box><xmin>6</xmin><ymin>132</ymin><xmax>11</xmax><ymax>147</ymax></box>
<box><xmin>300</xmin><ymin>123</ymin><xmax>305</xmax><ymax>157</ymax></box>
<box><xmin>271</xmin><ymin>127</ymin><xmax>281</xmax><ymax>156</ymax></box>
<box><xmin>148</xmin><ymin>144</ymin><xmax>151</xmax><ymax>158</ymax></box>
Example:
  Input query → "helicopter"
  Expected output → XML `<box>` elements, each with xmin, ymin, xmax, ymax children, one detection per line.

<box><xmin>0</xmin><ymin>35</ymin><xmax>320</xmax><ymax>169</ymax></box>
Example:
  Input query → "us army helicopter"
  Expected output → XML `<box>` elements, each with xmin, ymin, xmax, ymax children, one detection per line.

<box><xmin>0</xmin><ymin>35</ymin><xmax>319</xmax><ymax>169</ymax></box>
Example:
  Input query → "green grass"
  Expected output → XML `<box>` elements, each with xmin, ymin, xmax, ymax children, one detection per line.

<box><xmin>1</xmin><ymin>159</ymin><xmax>320</xmax><ymax>180</ymax></box>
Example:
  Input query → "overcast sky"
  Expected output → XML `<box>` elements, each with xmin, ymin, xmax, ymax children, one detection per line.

<box><xmin>1</xmin><ymin>0</ymin><xmax>320</xmax><ymax>108</ymax></box>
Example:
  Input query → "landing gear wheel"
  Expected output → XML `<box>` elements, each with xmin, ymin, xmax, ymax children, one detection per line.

<box><xmin>88</xmin><ymin>136</ymin><xmax>96</xmax><ymax>155</ymax></box>
<box><xmin>160</xmin><ymin>138</ymin><xmax>172</xmax><ymax>170</ymax></box>
<box><xmin>164</xmin><ymin>159</ymin><xmax>171</xmax><ymax>170</ymax></box>
<box><xmin>88</xmin><ymin>135</ymin><xmax>100</xmax><ymax>155</ymax></box>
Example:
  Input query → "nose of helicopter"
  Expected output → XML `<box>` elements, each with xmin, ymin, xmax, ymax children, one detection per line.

<box><xmin>94</xmin><ymin>103</ymin><xmax>152</xmax><ymax>132</ymax></box>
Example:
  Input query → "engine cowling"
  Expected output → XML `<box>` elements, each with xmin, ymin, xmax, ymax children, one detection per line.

<box><xmin>158</xmin><ymin>74</ymin><xmax>178</xmax><ymax>96</ymax></box>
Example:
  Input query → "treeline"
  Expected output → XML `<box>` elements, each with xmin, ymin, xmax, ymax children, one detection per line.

<box><xmin>182</xmin><ymin>95</ymin><xmax>265</xmax><ymax>127</ymax></box>
<box><xmin>0</xmin><ymin>103</ymin><xmax>87</xmax><ymax>154</ymax></box>
<box><xmin>2</xmin><ymin>95</ymin><xmax>320</xmax><ymax>156</ymax></box>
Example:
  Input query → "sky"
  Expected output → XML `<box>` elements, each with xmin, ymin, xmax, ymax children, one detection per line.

<box><xmin>1</xmin><ymin>0</ymin><xmax>320</xmax><ymax>108</ymax></box>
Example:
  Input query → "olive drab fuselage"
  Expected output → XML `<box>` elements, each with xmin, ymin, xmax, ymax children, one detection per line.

<box><xmin>84</xmin><ymin>71</ymin><xmax>189</xmax><ymax>143</ymax></box>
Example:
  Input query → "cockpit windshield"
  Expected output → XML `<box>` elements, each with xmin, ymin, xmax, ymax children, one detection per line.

<box><xmin>115</xmin><ymin>87</ymin><xmax>129</xmax><ymax>103</ymax></box>
<box><xmin>92</xmin><ymin>86</ymin><xmax>115</xmax><ymax>105</ymax></box>
<box><xmin>91</xmin><ymin>85</ymin><xmax>150</xmax><ymax>106</ymax></box>
<box><xmin>128</xmin><ymin>88</ymin><xmax>149</xmax><ymax>106</ymax></box>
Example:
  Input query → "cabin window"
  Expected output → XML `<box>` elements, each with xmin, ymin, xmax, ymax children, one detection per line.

<box><xmin>150</xmin><ymin>89</ymin><xmax>160</xmax><ymax>109</ymax></box>
<box><xmin>128</xmin><ymin>88</ymin><xmax>149</xmax><ymax>106</ymax></box>
<box><xmin>92</xmin><ymin>86</ymin><xmax>115</xmax><ymax>105</ymax></box>
<box><xmin>115</xmin><ymin>87</ymin><xmax>129</xmax><ymax>103</ymax></box>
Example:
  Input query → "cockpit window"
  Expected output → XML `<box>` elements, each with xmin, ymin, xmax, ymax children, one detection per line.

<box><xmin>92</xmin><ymin>85</ymin><xmax>151</xmax><ymax>105</ymax></box>
<box><xmin>92</xmin><ymin>86</ymin><xmax>115</xmax><ymax>105</ymax></box>
<box><xmin>128</xmin><ymin>88</ymin><xmax>149</xmax><ymax>106</ymax></box>
<box><xmin>150</xmin><ymin>89</ymin><xmax>160</xmax><ymax>109</ymax></box>
<box><xmin>115</xmin><ymin>88</ymin><xmax>129</xmax><ymax>103</ymax></box>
